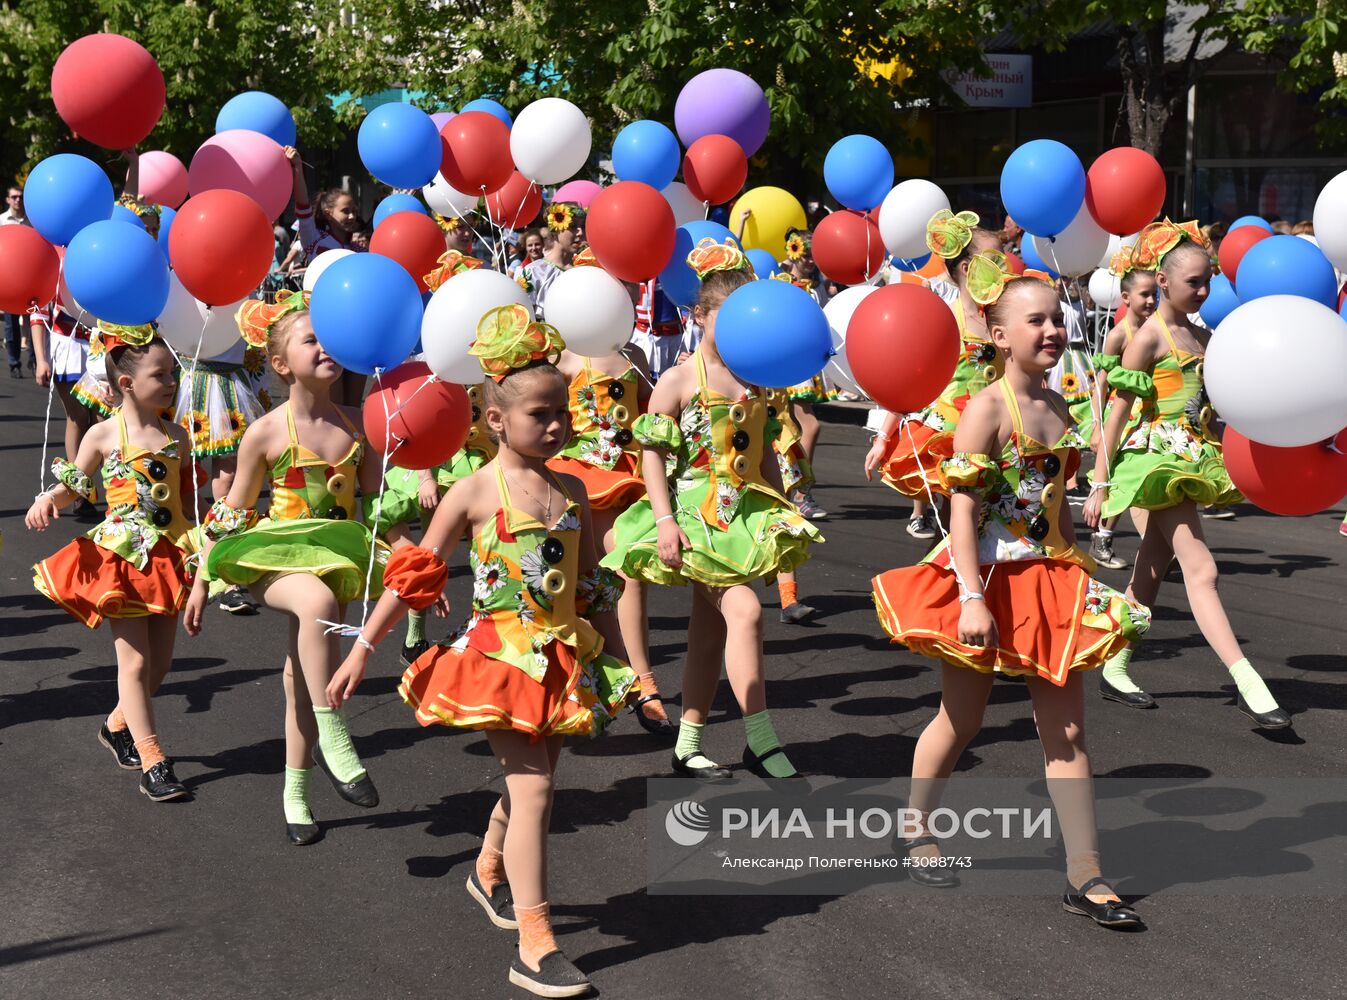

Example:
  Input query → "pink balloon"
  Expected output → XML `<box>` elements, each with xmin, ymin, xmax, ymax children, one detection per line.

<box><xmin>552</xmin><ymin>180</ymin><xmax>602</xmax><ymax>209</ymax></box>
<box><xmin>138</xmin><ymin>150</ymin><xmax>188</xmax><ymax>208</ymax></box>
<box><xmin>188</xmin><ymin>129</ymin><xmax>292</xmax><ymax>221</ymax></box>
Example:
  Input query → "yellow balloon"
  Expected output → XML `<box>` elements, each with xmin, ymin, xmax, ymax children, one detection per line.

<box><xmin>731</xmin><ymin>186</ymin><xmax>807</xmax><ymax>260</ymax></box>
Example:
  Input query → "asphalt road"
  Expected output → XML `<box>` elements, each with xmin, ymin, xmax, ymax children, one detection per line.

<box><xmin>2</xmin><ymin>372</ymin><xmax>1343</xmax><ymax>1000</ymax></box>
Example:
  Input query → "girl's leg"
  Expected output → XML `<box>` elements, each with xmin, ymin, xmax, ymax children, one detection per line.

<box><xmin>908</xmin><ymin>665</ymin><xmax>995</xmax><ymax>857</ymax></box>
<box><xmin>55</xmin><ymin>383</ymin><xmax>94</xmax><ymax>476</ymax></box>
<box><xmin>109</xmin><ymin>618</ymin><xmax>169</xmax><ymax>773</ymax></box>
<box><xmin>1101</xmin><ymin>508</ymin><xmax>1175</xmax><ymax>699</ymax></box>
<box><xmin>475</xmin><ymin>735</ymin><xmax>565</xmax><ymax>900</ymax></box>
<box><xmin>796</xmin><ymin>402</ymin><xmax>820</xmax><ymax>460</ymax></box>
<box><xmin>146</xmin><ymin>614</ymin><xmax>178</xmax><ymax>697</ymax></box>
<box><xmin>672</xmin><ymin>585</ymin><xmax>728</xmax><ymax>771</ymax></box>
<box><xmin>281</xmin><ymin>625</ymin><xmax>320</xmax><ymax>829</ymax></box>
<box><xmin>597</xmin><ymin>505</ymin><xmax>664</xmax><ymax>724</ymax></box>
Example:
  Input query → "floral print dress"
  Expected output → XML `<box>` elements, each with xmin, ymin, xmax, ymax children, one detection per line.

<box><xmin>548</xmin><ymin>359</ymin><xmax>646</xmax><ymax>509</ymax></box>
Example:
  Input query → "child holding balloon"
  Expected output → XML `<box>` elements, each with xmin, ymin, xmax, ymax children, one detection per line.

<box><xmin>1084</xmin><ymin>220</ymin><xmax>1290</xmax><ymax>729</ymax></box>
<box><xmin>604</xmin><ymin>239</ymin><xmax>822</xmax><ymax>780</ymax></box>
<box><xmin>185</xmin><ymin>301</ymin><xmax>393</xmax><ymax>845</ymax></box>
<box><xmin>872</xmin><ymin>254</ymin><xmax>1149</xmax><ymax>927</ymax></box>
<box><xmin>325</xmin><ymin>305</ymin><xmax>638</xmax><ymax>999</ymax></box>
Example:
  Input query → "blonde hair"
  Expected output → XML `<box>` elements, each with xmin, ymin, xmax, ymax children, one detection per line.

<box><xmin>267</xmin><ymin>309</ymin><xmax>309</xmax><ymax>362</ymax></box>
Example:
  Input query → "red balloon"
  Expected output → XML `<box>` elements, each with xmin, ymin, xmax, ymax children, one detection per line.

<box><xmin>168</xmin><ymin>190</ymin><xmax>274</xmax><ymax>305</ymax></box>
<box><xmin>1004</xmin><ymin>251</ymin><xmax>1026</xmax><ymax>275</ymax></box>
<box><xmin>587</xmin><ymin>181</ymin><xmax>676</xmax><ymax>282</ymax></box>
<box><xmin>363</xmin><ymin>362</ymin><xmax>471</xmax><ymax>470</ymax></box>
<box><xmin>1085</xmin><ymin>147</ymin><xmax>1167</xmax><ymax>235</ymax></box>
<box><xmin>1223</xmin><ymin>426</ymin><xmax>1347</xmax><ymax>516</ymax></box>
<box><xmin>439</xmin><ymin>112</ymin><xmax>513</xmax><ymax>196</ymax></box>
<box><xmin>682</xmin><ymin>134</ymin><xmax>748</xmax><ymax>206</ymax></box>
<box><xmin>847</xmin><ymin>284</ymin><xmax>960</xmax><ymax>413</ymax></box>
<box><xmin>1218</xmin><ymin>225</ymin><xmax>1272</xmax><ymax>286</ymax></box>
<box><xmin>370</xmin><ymin>211</ymin><xmax>448</xmax><ymax>294</ymax></box>
<box><xmin>0</xmin><ymin>226</ymin><xmax>60</xmax><ymax>314</ymax></box>
<box><xmin>51</xmin><ymin>34</ymin><xmax>165</xmax><ymax>149</ymax></box>
<box><xmin>813</xmin><ymin>211</ymin><xmax>885</xmax><ymax>285</ymax></box>
<box><xmin>486</xmin><ymin>171</ymin><xmax>543</xmax><ymax>229</ymax></box>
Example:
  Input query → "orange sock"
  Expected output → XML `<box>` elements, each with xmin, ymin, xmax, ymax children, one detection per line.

<box><xmin>778</xmin><ymin>580</ymin><xmax>798</xmax><ymax>608</ymax></box>
<box><xmin>476</xmin><ymin>843</ymin><xmax>507</xmax><ymax>893</ymax></box>
<box><xmin>107</xmin><ymin>707</ymin><xmax>127</xmax><ymax>732</ymax></box>
<box><xmin>134</xmin><ymin>735</ymin><xmax>166</xmax><ymax>771</ymax></box>
<box><xmin>516</xmin><ymin>901</ymin><xmax>558</xmax><ymax>964</ymax></box>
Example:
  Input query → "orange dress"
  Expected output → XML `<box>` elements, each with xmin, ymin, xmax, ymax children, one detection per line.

<box><xmin>547</xmin><ymin>360</ymin><xmax>645</xmax><ymax>509</ymax></box>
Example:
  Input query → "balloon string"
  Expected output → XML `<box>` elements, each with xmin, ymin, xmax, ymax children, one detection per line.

<box><xmin>35</xmin><ymin>255</ymin><xmax>66</xmax><ymax>495</ymax></box>
<box><xmin>185</xmin><ymin>310</ymin><xmax>210</xmax><ymax>545</ymax></box>
<box><xmin>1044</xmin><ymin>241</ymin><xmax>1105</xmax><ymax>445</ymax></box>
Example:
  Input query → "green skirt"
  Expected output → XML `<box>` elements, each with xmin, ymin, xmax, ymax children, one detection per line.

<box><xmin>206</xmin><ymin>519</ymin><xmax>389</xmax><ymax>604</ymax></box>
<box><xmin>602</xmin><ymin>479</ymin><xmax>822</xmax><ymax>588</ymax></box>
<box><xmin>1103</xmin><ymin>431</ymin><xmax>1242</xmax><ymax>517</ymax></box>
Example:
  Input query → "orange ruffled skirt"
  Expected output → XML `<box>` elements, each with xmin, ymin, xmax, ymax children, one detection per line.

<box><xmin>34</xmin><ymin>537</ymin><xmax>190</xmax><ymax>629</ymax></box>
<box><xmin>548</xmin><ymin>452</ymin><xmax>645</xmax><ymax>510</ymax></box>
<box><xmin>878</xmin><ymin>423</ymin><xmax>954</xmax><ymax>499</ymax></box>
<box><xmin>872</xmin><ymin>559</ymin><xmax>1138</xmax><ymax>686</ymax></box>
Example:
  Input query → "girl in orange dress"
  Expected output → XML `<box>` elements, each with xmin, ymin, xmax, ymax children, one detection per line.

<box><xmin>28</xmin><ymin>328</ymin><xmax>197</xmax><ymax>802</ymax></box>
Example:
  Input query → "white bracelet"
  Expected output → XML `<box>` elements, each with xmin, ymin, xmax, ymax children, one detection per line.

<box><xmin>355</xmin><ymin>636</ymin><xmax>376</xmax><ymax>654</ymax></box>
<box><xmin>1089</xmin><ymin>481</ymin><xmax>1112</xmax><ymax>492</ymax></box>
<box><xmin>655</xmin><ymin>514</ymin><xmax>675</xmax><ymax>524</ymax></box>
<box><xmin>873</xmin><ymin>431</ymin><xmax>891</xmax><ymax>444</ymax></box>
<box><xmin>958</xmin><ymin>592</ymin><xmax>985</xmax><ymax>604</ymax></box>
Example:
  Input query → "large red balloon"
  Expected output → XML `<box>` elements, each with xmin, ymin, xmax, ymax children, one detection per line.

<box><xmin>439</xmin><ymin>112</ymin><xmax>513</xmax><ymax>196</ymax></box>
<box><xmin>847</xmin><ymin>284</ymin><xmax>960</xmax><ymax>413</ymax></box>
<box><xmin>1085</xmin><ymin>147</ymin><xmax>1167</xmax><ymax>235</ymax></box>
<box><xmin>363</xmin><ymin>362</ymin><xmax>471</xmax><ymax>470</ymax></box>
<box><xmin>587</xmin><ymin>181</ymin><xmax>677</xmax><ymax>282</ymax></box>
<box><xmin>370</xmin><ymin>211</ymin><xmax>448</xmax><ymax>294</ymax></box>
<box><xmin>0</xmin><ymin>226</ymin><xmax>60</xmax><ymax>314</ymax></box>
<box><xmin>1218</xmin><ymin>225</ymin><xmax>1272</xmax><ymax>286</ymax></box>
<box><xmin>813</xmin><ymin>211</ymin><xmax>885</xmax><ymax>285</ymax></box>
<box><xmin>51</xmin><ymin>34</ymin><xmax>165</xmax><ymax>149</ymax></box>
<box><xmin>1223</xmin><ymin>427</ymin><xmax>1347</xmax><ymax>516</ymax></box>
<box><xmin>486</xmin><ymin>171</ymin><xmax>543</xmax><ymax>229</ymax></box>
<box><xmin>168</xmin><ymin>190</ymin><xmax>274</xmax><ymax>305</ymax></box>
<box><xmin>682</xmin><ymin>134</ymin><xmax>748</xmax><ymax>206</ymax></box>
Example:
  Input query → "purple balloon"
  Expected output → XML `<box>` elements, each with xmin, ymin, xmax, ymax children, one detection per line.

<box><xmin>430</xmin><ymin>111</ymin><xmax>456</xmax><ymax>131</ymax></box>
<box><xmin>674</xmin><ymin>69</ymin><xmax>770</xmax><ymax>156</ymax></box>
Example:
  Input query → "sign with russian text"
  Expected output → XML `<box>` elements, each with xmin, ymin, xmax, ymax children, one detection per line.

<box><xmin>947</xmin><ymin>53</ymin><xmax>1032</xmax><ymax>108</ymax></box>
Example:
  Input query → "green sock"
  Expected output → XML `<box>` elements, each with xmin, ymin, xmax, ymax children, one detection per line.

<box><xmin>1101</xmin><ymin>645</ymin><xmax>1144</xmax><ymax>695</ymax></box>
<box><xmin>1228</xmin><ymin>658</ymin><xmax>1279</xmax><ymax>714</ymax></box>
<box><xmin>674</xmin><ymin>720</ymin><xmax>720</xmax><ymax>769</ymax></box>
<box><xmin>312</xmin><ymin>706</ymin><xmax>368</xmax><ymax>783</ymax></box>
<box><xmin>283</xmin><ymin>766</ymin><xmax>314</xmax><ymax>825</ymax></box>
<box><xmin>744</xmin><ymin>710</ymin><xmax>797</xmax><ymax>778</ymax></box>
<box><xmin>405</xmin><ymin>610</ymin><xmax>426</xmax><ymax>646</ymax></box>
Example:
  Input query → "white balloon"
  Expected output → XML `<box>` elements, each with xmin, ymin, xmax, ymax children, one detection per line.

<box><xmin>302</xmin><ymin>248</ymin><xmax>355</xmax><ymax>293</ymax></box>
<box><xmin>509</xmin><ymin>98</ymin><xmax>592</xmax><ymax>186</ymax></box>
<box><xmin>1032</xmin><ymin>201</ymin><xmax>1109</xmax><ymax>278</ymax></box>
<box><xmin>156</xmin><ymin>274</ymin><xmax>244</xmax><ymax>359</ymax></box>
<box><xmin>662</xmin><ymin>181</ymin><xmax>705</xmax><ymax>227</ymax></box>
<box><xmin>1097</xmin><ymin>231</ymin><xmax>1141</xmax><ymax>270</ymax></box>
<box><xmin>877</xmin><ymin>180</ymin><xmax>950</xmax><ymax>261</ymax></box>
<box><xmin>1088</xmin><ymin>268</ymin><xmax>1122</xmax><ymax>310</ymax></box>
<box><xmin>545</xmin><ymin>267</ymin><xmax>634</xmax><ymax>356</ymax></box>
<box><xmin>822</xmin><ymin>284</ymin><xmax>880</xmax><ymax>397</ymax></box>
<box><xmin>423</xmin><ymin>172</ymin><xmax>479</xmax><ymax>219</ymax></box>
<box><xmin>421</xmin><ymin>269</ymin><xmax>532</xmax><ymax>384</ymax></box>
<box><xmin>1206</xmin><ymin>295</ymin><xmax>1347</xmax><ymax>447</ymax></box>
<box><xmin>1312</xmin><ymin>169</ymin><xmax>1347</xmax><ymax>272</ymax></box>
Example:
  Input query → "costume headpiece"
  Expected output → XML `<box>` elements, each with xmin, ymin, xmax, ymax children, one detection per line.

<box><xmin>469</xmin><ymin>304</ymin><xmax>565</xmax><ymax>382</ymax></box>
<box><xmin>784</xmin><ymin>231</ymin><xmax>811</xmax><ymax>260</ymax></box>
<box><xmin>1131</xmin><ymin>218</ymin><xmax>1209</xmax><ymax>270</ymax></box>
<box><xmin>687</xmin><ymin>237</ymin><xmax>750</xmax><ymax>280</ymax></box>
<box><xmin>570</xmin><ymin>245</ymin><xmax>600</xmax><ymax>268</ymax></box>
<box><xmin>965</xmin><ymin>250</ymin><xmax>1053</xmax><ymax>308</ymax></box>
<box><xmin>770</xmin><ymin>271</ymin><xmax>814</xmax><ymax>292</ymax></box>
<box><xmin>90</xmin><ymin>322</ymin><xmax>157</xmax><ymax>357</ymax></box>
<box><xmin>546</xmin><ymin>202</ymin><xmax>576</xmax><ymax>232</ymax></box>
<box><xmin>236</xmin><ymin>290</ymin><xmax>309</xmax><ymax>348</ymax></box>
<box><xmin>926</xmin><ymin>209</ymin><xmax>980</xmax><ymax>259</ymax></box>
<box><xmin>423</xmin><ymin>250</ymin><xmax>484</xmax><ymax>292</ymax></box>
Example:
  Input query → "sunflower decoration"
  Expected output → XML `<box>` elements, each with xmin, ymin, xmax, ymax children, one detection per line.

<box><xmin>516</xmin><ymin>268</ymin><xmax>535</xmax><ymax>294</ymax></box>
<box><xmin>1061</xmin><ymin>372</ymin><xmax>1082</xmax><ymax>396</ymax></box>
<box><xmin>546</xmin><ymin>202</ymin><xmax>574</xmax><ymax>232</ymax></box>
<box><xmin>432</xmin><ymin>212</ymin><xmax>461</xmax><ymax>233</ymax></box>
<box><xmin>784</xmin><ymin>231</ymin><xmax>810</xmax><ymax>260</ymax></box>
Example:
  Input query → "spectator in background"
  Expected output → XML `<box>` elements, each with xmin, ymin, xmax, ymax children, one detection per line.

<box><xmin>508</xmin><ymin>228</ymin><xmax>545</xmax><ymax>278</ymax></box>
<box><xmin>516</xmin><ymin>229</ymin><xmax>568</xmax><ymax>320</ymax></box>
<box><xmin>2</xmin><ymin>185</ymin><xmax>35</xmax><ymax>377</ymax></box>
<box><xmin>1292</xmin><ymin>220</ymin><xmax>1314</xmax><ymax>236</ymax></box>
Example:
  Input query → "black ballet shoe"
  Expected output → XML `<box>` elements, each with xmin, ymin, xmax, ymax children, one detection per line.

<box><xmin>1063</xmin><ymin>877</ymin><xmax>1144</xmax><ymax>929</ymax></box>
<box><xmin>899</xmin><ymin>835</ymin><xmax>960</xmax><ymax>888</ymax></box>
<box><xmin>466</xmin><ymin>869</ymin><xmax>518</xmax><ymax>929</ymax></box>
<box><xmin>508</xmin><ymin>950</ymin><xmax>592</xmax><ymax>998</ymax></box>
<box><xmin>630</xmin><ymin>694</ymin><xmax>675</xmax><ymax>737</ymax></box>
<box><xmin>314</xmin><ymin>749</ymin><xmax>380</xmax><ymax>808</ymax></box>
<box><xmin>1099</xmin><ymin>674</ymin><xmax>1156</xmax><ymax>709</ymax></box>
<box><xmin>779</xmin><ymin>602</ymin><xmax>817</xmax><ymax>625</ymax></box>
<box><xmin>98</xmin><ymin>722</ymin><xmax>141</xmax><ymax>770</ymax></box>
<box><xmin>400</xmin><ymin>638</ymin><xmax>430</xmax><ymax>668</ymax></box>
<box><xmin>671</xmin><ymin>750</ymin><xmax>732</xmax><ymax>783</ymax></box>
<box><xmin>742</xmin><ymin>744</ymin><xmax>804</xmax><ymax>781</ymax></box>
<box><xmin>1237</xmin><ymin>696</ymin><xmax>1291</xmax><ymax>730</ymax></box>
<box><xmin>286</xmin><ymin>820</ymin><xmax>321</xmax><ymax>846</ymax></box>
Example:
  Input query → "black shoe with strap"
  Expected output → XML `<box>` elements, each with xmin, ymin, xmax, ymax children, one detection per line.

<box><xmin>630</xmin><ymin>693</ymin><xmax>675</xmax><ymax>737</ymax></box>
<box><xmin>314</xmin><ymin>748</ymin><xmax>380</xmax><ymax>808</ymax></box>
<box><xmin>741</xmin><ymin>744</ymin><xmax>804</xmax><ymax>780</ymax></box>
<box><xmin>400</xmin><ymin>638</ymin><xmax>430</xmax><ymax>668</ymax></box>
<box><xmin>1099</xmin><ymin>673</ymin><xmax>1156</xmax><ymax>709</ymax></box>
<box><xmin>98</xmin><ymin>722</ymin><xmax>141</xmax><ymax>770</ymax></box>
<box><xmin>287</xmin><ymin>819</ymin><xmax>321</xmax><ymax>846</ymax></box>
<box><xmin>1063</xmin><ymin>876</ymin><xmax>1143</xmax><ymax>928</ymax></box>
<box><xmin>508</xmin><ymin>950</ymin><xmax>592</xmax><ymax>998</ymax></box>
<box><xmin>671</xmin><ymin>750</ymin><xmax>732</xmax><ymax>783</ymax></box>
<box><xmin>1237</xmin><ymin>696</ymin><xmax>1291</xmax><ymax>730</ymax></box>
<box><xmin>899</xmin><ymin>835</ymin><xmax>960</xmax><ymax>888</ymax></box>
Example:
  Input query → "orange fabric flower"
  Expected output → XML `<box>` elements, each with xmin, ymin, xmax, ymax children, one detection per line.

<box><xmin>1130</xmin><ymin>218</ymin><xmax>1209</xmax><ymax>270</ymax></box>
<box><xmin>235</xmin><ymin>290</ymin><xmax>309</xmax><ymax>348</ymax></box>
<box><xmin>571</xmin><ymin>246</ymin><xmax>600</xmax><ymax>268</ymax></box>
<box><xmin>469</xmin><ymin>304</ymin><xmax>565</xmax><ymax>381</ymax></box>
<box><xmin>686</xmin><ymin>237</ymin><xmax>750</xmax><ymax>280</ymax></box>
<box><xmin>423</xmin><ymin>250</ymin><xmax>485</xmax><ymax>292</ymax></box>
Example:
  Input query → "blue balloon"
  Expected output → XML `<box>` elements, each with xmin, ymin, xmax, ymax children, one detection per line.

<box><xmin>1234</xmin><ymin>235</ymin><xmax>1339</xmax><ymax>309</ymax></box>
<box><xmin>1230</xmin><ymin>214</ymin><xmax>1272</xmax><ymax>234</ymax></box>
<box><xmin>110</xmin><ymin>204</ymin><xmax>146</xmax><ymax>230</ymax></box>
<box><xmin>708</xmin><ymin>205</ymin><xmax>730</xmax><ymax>226</ymax></box>
<box><xmin>1199</xmin><ymin>273</ymin><xmax>1240</xmax><ymax>329</ymax></box>
<box><xmin>999</xmin><ymin>139</ymin><xmax>1085</xmax><ymax>237</ymax></box>
<box><xmin>358</xmin><ymin>104</ymin><xmax>442</xmax><ymax>189</ymax></box>
<box><xmin>157</xmin><ymin>207</ymin><xmax>176</xmax><ymax>262</ymax></box>
<box><xmin>373</xmin><ymin>193</ymin><xmax>428</xmax><ymax>228</ymax></box>
<box><xmin>823</xmin><ymin>134</ymin><xmax>894</xmax><ymax>211</ymax></box>
<box><xmin>64</xmin><ymin>221</ymin><xmax>170</xmax><ymax>325</ymax></box>
<box><xmin>310</xmin><ymin>252</ymin><xmax>422</xmax><ymax>374</ymax></box>
<box><xmin>23</xmin><ymin>154</ymin><xmax>114</xmax><ymax>246</ymax></box>
<box><xmin>746</xmin><ymin>249</ymin><xmax>779</xmax><ymax>279</ymax></box>
<box><xmin>658</xmin><ymin>221</ymin><xmax>739</xmax><ymax>307</ymax></box>
<box><xmin>461</xmin><ymin>98</ymin><xmax>513</xmax><ymax>128</ymax></box>
<box><xmin>716</xmin><ymin>280</ymin><xmax>833</xmax><ymax>388</ymax></box>
<box><xmin>1019</xmin><ymin>239</ymin><xmax>1061</xmax><ymax>279</ymax></box>
<box><xmin>890</xmin><ymin>252</ymin><xmax>931</xmax><ymax>272</ymax></box>
<box><xmin>216</xmin><ymin>91</ymin><xmax>297</xmax><ymax>147</ymax></box>
<box><xmin>612</xmin><ymin>120</ymin><xmax>681</xmax><ymax>190</ymax></box>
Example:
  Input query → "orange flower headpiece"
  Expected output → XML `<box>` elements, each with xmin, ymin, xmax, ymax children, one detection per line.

<box><xmin>1130</xmin><ymin>218</ymin><xmax>1209</xmax><ymax>270</ymax></box>
<box><xmin>1107</xmin><ymin>243</ymin><xmax>1153</xmax><ymax>278</ymax></box>
<box><xmin>571</xmin><ymin>245</ymin><xmax>600</xmax><ymax>268</ymax></box>
<box><xmin>926</xmin><ymin>209</ymin><xmax>980</xmax><ymax>259</ymax></box>
<box><xmin>423</xmin><ymin>250</ymin><xmax>485</xmax><ymax>292</ymax></box>
<box><xmin>236</xmin><ymin>290</ymin><xmax>309</xmax><ymax>348</ymax></box>
<box><xmin>90</xmin><ymin>322</ymin><xmax>156</xmax><ymax>357</ymax></box>
<box><xmin>770</xmin><ymin>271</ymin><xmax>814</xmax><ymax>292</ymax></box>
<box><xmin>687</xmin><ymin>237</ymin><xmax>750</xmax><ymax>280</ymax></box>
<box><xmin>469</xmin><ymin>304</ymin><xmax>565</xmax><ymax>382</ymax></box>
<box><xmin>966</xmin><ymin>251</ymin><xmax>1053</xmax><ymax>308</ymax></box>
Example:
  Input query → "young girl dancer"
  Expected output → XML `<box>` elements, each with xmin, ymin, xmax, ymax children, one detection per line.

<box><xmin>865</xmin><ymin>211</ymin><xmax>1004</xmax><ymax>540</ymax></box>
<box><xmin>185</xmin><ymin>301</ymin><xmax>391</xmax><ymax>845</ymax></box>
<box><xmin>29</xmin><ymin>327</ymin><xmax>196</xmax><ymax>801</ymax></box>
<box><xmin>872</xmin><ymin>254</ymin><xmax>1150</xmax><ymax>927</ymax></box>
<box><xmin>605</xmin><ymin>239</ymin><xmax>822</xmax><ymax>780</ymax></box>
<box><xmin>326</xmin><ymin>305</ymin><xmax>638</xmax><ymax>998</ymax></box>
<box><xmin>1084</xmin><ymin>220</ymin><xmax>1290</xmax><ymax>728</ymax></box>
